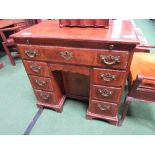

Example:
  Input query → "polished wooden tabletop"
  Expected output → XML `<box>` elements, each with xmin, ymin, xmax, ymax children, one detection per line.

<box><xmin>0</xmin><ymin>19</ymin><xmax>17</xmax><ymax>29</ymax></box>
<box><xmin>12</xmin><ymin>20</ymin><xmax>139</xmax><ymax>45</ymax></box>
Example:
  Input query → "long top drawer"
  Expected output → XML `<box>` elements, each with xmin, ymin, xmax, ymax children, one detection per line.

<box><xmin>17</xmin><ymin>45</ymin><xmax>129</xmax><ymax>69</ymax></box>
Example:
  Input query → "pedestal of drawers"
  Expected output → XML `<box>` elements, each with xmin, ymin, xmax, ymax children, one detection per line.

<box><xmin>86</xmin><ymin>68</ymin><xmax>127</xmax><ymax>125</ymax></box>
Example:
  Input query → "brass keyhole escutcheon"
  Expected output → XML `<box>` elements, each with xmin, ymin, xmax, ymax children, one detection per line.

<box><xmin>60</xmin><ymin>51</ymin><xmax>73</xmax><ymax>60</ymax></box>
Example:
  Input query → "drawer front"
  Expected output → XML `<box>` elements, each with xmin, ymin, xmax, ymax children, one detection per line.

<box><xmin>93</xmin><ymin>68</ymin><xmax>127</xmax><ymax>87</ymax></box>
<box><xmin>23</xmin><ymin>60</ymin><xmax>50</xmax><ymax>77</ymax></box>
<box><xmin>95</xmin><ymin>50</ymin><xmax>129</xmax><ymax>69</ymax></box>
<box><xmin>29</xmin><ymin>75</ymin><xmax>53</xmax><ymax>91</ymax></box>
<box><xmin>89</xmin><ymin>100</ymin><xmax>118</xmax><ymax>117</ymax></box>
<box><xmin>18</xmin><ymin>45</ymin><xmax>96</xmax><ymax>65</ymax></box>
<box><xmin>34</xmin><ymin>89</ymin><xmax>56</xmax><ymax>104</ymax></box>
<box><xmin>18</xmin><ymin>45</ymin><xmax>129</xmax><ymax>69</ymax></box>
<box><xmin>91</xmin><ymin>85</ymin><xmax>122</xmax><ymax>103</ymax></box>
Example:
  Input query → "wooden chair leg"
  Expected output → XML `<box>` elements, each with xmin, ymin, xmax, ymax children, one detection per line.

<box><xmin>2</xmin><ymin>42</ymin><xmax>16</xmax><ymax>66</ymax></box>
<box><xmin>127</xmin><ymin>71</ymin><xmax>132</xmax><ymax>92</ymax></box>
<box><xmin>118</xmin><ymin>96</ymin><xmax>133</xmax><ymax>126</ymax></box>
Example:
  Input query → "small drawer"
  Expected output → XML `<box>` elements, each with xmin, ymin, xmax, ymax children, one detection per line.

<box><xmin>95</xmin><ymin>50</ymin><xmax>129</xmax><ymax>69</ymax></box>
<box><xmin>102</xmin><ymin>43</ymin><xmax>134</xmax><ymax>51</ymax></box>
<box><xmin>19</xmin><ymin>46</ymin><xmax>42</xmax><ymax>60</ymax></box>
<box><xmin>23</xmin><ymin>60</ymin><xmax>49</xmax><ymax>77</ymax></box>
<box><xmin>34</xmin><ymin>89</ymin><xmax>56</xmax><ymax>104</ymax></box>
<box><xmin>91</xmin><ymin>85</ymin><xmax>122</xmax><ymax>103</ymax></box>
<box><xmin>89</xmin><ymin>100</ymin><xmax>118</xmax><ymax>117</ymax></box>
<box><xmin>93</xmin><ymin>68</ymin><xmax>127</xmax><ymax>87</ymax></box>
<box><xmin>29</xmin><ymin>75</ymin><xmax>53</xmax><ymax>91</ymax></box>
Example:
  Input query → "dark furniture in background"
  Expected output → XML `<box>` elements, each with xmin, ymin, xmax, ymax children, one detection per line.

<box><xmin>0</xmin><ymin>20</ymin><xmax>15</xmax><ymax>51</ymax></box>
<box><xmin>0</xmin><ymin>19</ymin><xmax>37</xmax><ymax>66</ymax></box>
<box><xmin>12</xmin><ymin>20</ymin><xmax>139</xmax><ymax>125</ymax></box>
<box><xmin>0</xmin><ymin>19</ymin><xmax>17</xmax><ymax>68</ymax></box>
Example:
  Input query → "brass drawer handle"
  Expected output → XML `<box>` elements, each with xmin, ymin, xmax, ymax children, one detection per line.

<box><xmin>100</xmin><ymin>55</ymin><xmax>120</xmax><ymax>65</ymax></box>
<box><xmin>40</xmin><ymin>92</ymin><xmax>50</xmax><ymax>100</ymax></box>
<box><xmin>100</xmin><ymin>73</ymin><xmax>116</xmax><ymax>81</ymax></box>
<box><xmin>60</xmin><ymin>51</ymin><xmax>73</xmax><ymax>60</ymax></box>
<box><xmin>97</xmin><ymin>104</ymin><xmax>110</xmax><ymax>111</ymax></box>
<box><xmin>30</xmin><ymin>65</ymin><xmax>41</xmax><ymax>73</ymax></box>
<box><xmin>109</xmin><ymin>44</ymin><xmax>114</xmax><ymax>50</ymax></box>
<box><xmin>97</xmin><ymin>88</ymin><xmax>113</xmax><ymax>97</ymax></box>
<box><xmin>35</xmin><ymin>79</ymin><xmax>46</xmax><ymax>87</ymax></box>
<box><xmin>25</xmin><ymin>49</ymin><xmax>38</xmax><ymax>58</ymax></box>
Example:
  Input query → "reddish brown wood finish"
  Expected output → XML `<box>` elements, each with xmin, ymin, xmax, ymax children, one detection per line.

<box><xmin>29</xmin><ymin>75</ymin><xmax>53</xmax><ymax>91</ymax></box>
<box><xmin>59</xmin><ymin>19</ymin><xmax>110</xmax><ymax>28</ymax></box>
<box><xmin>49</xmin><ymin>63</ymin><xmax>90</xmax><ymax>101</ymax></box>
<box><xmin>0</xmin><ymin>19</ymin><xmax>16</xmax><ymax>29</ymax></box>
<box><xmin>129</xmin><ymin>76</ymin><xmax>155</xmax><ymax>100</ymax></box>
<box><xmin>17</xmin><ymin>45</ymin><xmax>129</xmax><ymax>69</ymax></box>
<box><xmin>37</xmin><ymin>95</ymin><xmax>66</xmax><ymax>113</ymax></box>
<box><xmin>0</xmin><ymin>19</ymin><xmax>34</xmax><ymax>66</ymax></box>
<box><xmin>89</xmin><ymin>100</ymin><xmax>118</xmax><ymax>117</ymax></box>
<box><xmin>49</xmin><ymin>63</ymin><xmax>90</xmax><ymax>76</ymax></box>
<box><xmin>12</xmin><ymin>20</ymin><xmax>139</xmax><ymax>125</ymax></box>
<box><xmin>62</xmin><ymin>72</ymin><xmax>90</xmax><ymax>98</ymax></box>
<box><xmin>49</xmin><ymin>71</ymin><xmax>65</xmax><ymax>106</ymax></box>
<box><xmin>135</xmin><ymin>87</ymin><xmax>155</xmax><ymax>101</ymax></box>
<box><xmin>93</xmin><ymin>68</ymin><xmax>126</xmax><ymax>87</ymax></box>
<box><xmin>35</xmin><ymin>80</ymin><xmax>64</xmax><ymax>110</ymax></box>
<box><xmin>34</xmin><ymin>89</ymin><xmax>54</xmax><ymax>104</ymax></box>
<box><xmin>23</xmin><ymin>60</ymin><xmax>50</xmax><ymax>77</ymax></box>
<box><xmin>0</xmin><ymin>20</ymin><xmax>18</xmax><ymax>66</ymax></box>
<box><xmin>95</xmin><ymin>50</ymin><xmax>129</xmax><ymax>69</ymax></box>
<box><xmin>12</xmin><ymin>20</ymin><xmax>139</xmax><ymax>45</ymax></box>
<box><xmin>34</xmin><ymin>89</ymin><xmax>65</xmax><ymax>112</ymax></box>
<box><xmin>91</xmin><ymin>85</ymin><xmax>122</xmax><ymax>103</ymax></box>
<box><xmin>119</xmin><ymin>75</ymin><xmax>155</xmax><ymax>126</ymax></box>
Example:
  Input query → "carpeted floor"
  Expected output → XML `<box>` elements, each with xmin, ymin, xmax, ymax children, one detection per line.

<box><xmin>0</xmin><ymin>19</ymin><xmax>155</xmax><ymax>135</ymax></box>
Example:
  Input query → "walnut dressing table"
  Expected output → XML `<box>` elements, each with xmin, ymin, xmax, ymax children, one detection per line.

<box><xmin>12</xmin><ymin>20</ymin><xmax>139</xmax><ymax>125</ymax></box>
